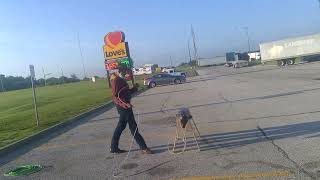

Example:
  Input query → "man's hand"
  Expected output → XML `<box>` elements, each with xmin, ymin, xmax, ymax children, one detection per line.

<box><xmin>125</xmin><ymin>103</ymin><xmax>132</xmax><ymax>109</ymax></box>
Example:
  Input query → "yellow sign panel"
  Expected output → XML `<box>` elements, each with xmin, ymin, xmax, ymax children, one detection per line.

<box><xmin>103</xmin><ymin>42</ymin><xmax>128</xmax><ymax>60</ymax></box>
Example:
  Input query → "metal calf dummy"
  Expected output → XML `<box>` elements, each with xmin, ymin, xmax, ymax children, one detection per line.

<box><xmin>168</xmin><ymin>107</ymin><xmax>201</xmax><ymax>154</ymax></box>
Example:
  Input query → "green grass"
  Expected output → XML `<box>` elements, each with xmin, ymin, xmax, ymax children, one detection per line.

<box><xmin>0</xmin><ymin>78</ymin><xmax>146</xmax><ymax>148</ymax></box>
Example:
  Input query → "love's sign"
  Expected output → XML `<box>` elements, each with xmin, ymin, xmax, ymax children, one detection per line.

<box><xmin>104</xmin><ymin>31</ymin><xmax>125</xmax><ymax>49</ymax></box>
<box><xmin>103</xmin><ymin>31</ymin><xmax>130</xmax><ymax>61</ymax></box>
<box><xmin>103</xmin><ymin>42</ymin><xmax>128</xmax><ymax>60</ymax></box>
<box><xmin>103</xmin><ymin>31</ymin><xmax>132</xmax><ymax>71</ymax></box>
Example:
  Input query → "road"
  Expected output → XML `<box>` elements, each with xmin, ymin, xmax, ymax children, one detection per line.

<box><xmin>2</xmin><ymin>62</ymin><xmax>320</xmax><ymax>180</ymax></box>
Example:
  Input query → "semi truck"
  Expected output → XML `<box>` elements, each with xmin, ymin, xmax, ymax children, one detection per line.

<box><xmin>197</xmin><ymin>56</ymin><xmax>226</xmax><ymax>67</ymax></box>
<box><xmin>259</xmin><ymin>33</ymin><xmax>320</xmax><ymax>66</ymax></box>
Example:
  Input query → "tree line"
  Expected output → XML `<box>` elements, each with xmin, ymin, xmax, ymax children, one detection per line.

<box><xmin>0</xmin><ymin>74</ymin><xmax>82</xmax><ymax>92</ymax></box>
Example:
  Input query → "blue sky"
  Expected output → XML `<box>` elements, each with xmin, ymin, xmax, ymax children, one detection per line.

<box><xmin>0</xmin><ymin>0</ymin><xmax>320</xmax><ymax>78</ymax></box>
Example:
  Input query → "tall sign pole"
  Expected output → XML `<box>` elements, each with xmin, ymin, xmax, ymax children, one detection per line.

<box><xmin>29</xmin><ymin>65</ymin><xmax>39</xmax><ymax>127</ymax></box>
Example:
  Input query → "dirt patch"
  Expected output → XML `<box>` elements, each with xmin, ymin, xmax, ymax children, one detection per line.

<box><xmin>105</xmin><ymin>156</ymin><xmax>114</xmax><ymax>160</ymax></box>
<box><xmin>147</xmin><ymin>166</ymin><xmax>175</xmax><ymax>176</ymax></box>
<box><xmin>121</xmin><ymin>163</ymin><xmax>139</xmax><ymax>170</ymax></box>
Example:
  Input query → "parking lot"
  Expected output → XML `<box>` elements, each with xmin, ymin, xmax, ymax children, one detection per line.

<box><xmin>1</xmin><ymin>62</ymin><xmax>320</xmax><ymax>180</ymax></box>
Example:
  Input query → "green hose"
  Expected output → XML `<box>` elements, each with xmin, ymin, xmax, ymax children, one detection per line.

<box><xmin>3</xmin><ymin>165</ymin><xmax>43</xmax><ymax>176</ymax></box>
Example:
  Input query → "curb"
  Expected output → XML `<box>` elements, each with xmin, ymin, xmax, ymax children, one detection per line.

<box><xmin>0</xmin><ymin>101</ymin><xmax>114</xmax><ymax>159</ymax></box>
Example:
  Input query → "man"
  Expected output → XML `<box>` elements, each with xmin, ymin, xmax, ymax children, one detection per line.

<box><xmin>110</xmin><ymin>65</ymin><xmax>152</xmax><ymax>154</ymax></box>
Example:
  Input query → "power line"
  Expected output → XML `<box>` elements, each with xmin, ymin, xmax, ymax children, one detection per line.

<box><xmin>77</xmin><ymin>32</ymin><xmax>87</xmax><ymax>79</ymax></box>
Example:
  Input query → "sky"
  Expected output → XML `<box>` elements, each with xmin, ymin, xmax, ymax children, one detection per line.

<box><xmin>0</xmin><ymin>0</ymin><xmax>320</xmax><ymax>78</ymax></box>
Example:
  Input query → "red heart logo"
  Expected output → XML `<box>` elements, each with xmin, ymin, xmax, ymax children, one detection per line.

<box><xmin>104</xmin><ymin>32</ymin><xmax>124</xmax><ymax>48</ymax></box>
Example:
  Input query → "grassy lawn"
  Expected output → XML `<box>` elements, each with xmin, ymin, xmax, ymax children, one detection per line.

<box><xmin>0</xmin><ymin>78</ymin><xmax>147</xmax><ymax>148</ymax></box>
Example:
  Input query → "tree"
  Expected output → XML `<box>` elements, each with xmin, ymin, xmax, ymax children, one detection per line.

<box><xmin>70</xmin><ymin>74</ymin><xmax>79</xmax><ymax>80</ymax></box>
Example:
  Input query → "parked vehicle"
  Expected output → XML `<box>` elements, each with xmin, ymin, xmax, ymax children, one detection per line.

<box><xmin>259</xmin><ymin>33</ymin><xmax>320</xmax><ymax>66</ymax></box>
<box><xmin>162</xmin><ymin>68</ymin><xmax>186</xmax><ymax>77</ymax></box>
<box><xmin>143</xmin><ymin>66</ymin><xmax>153</xmax><ymax>74</ymax></box>
<box><xmin>197</xmin><ymin>56</ymin><xmax>226</xmax><ymax>67</ymax></box>
<box><xmin>225</xmin><ymin>52</ymin><xmax>249</xmax><ymax>68</ymax></box>
<box><xmin>132</xmin><ymin>68</ymin><xmax>144</xmax><ymax>75</ymax></box>
<box><xmin>144</xmin><ymin>73</ymin><xmax>186</xmax><ymax>88</ymax></box>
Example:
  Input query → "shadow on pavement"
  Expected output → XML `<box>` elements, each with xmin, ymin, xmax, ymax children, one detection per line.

<box><xmin>148</xmin><ymin>120</ymin><xmax>320</xmax><ymax>153</ymax></box>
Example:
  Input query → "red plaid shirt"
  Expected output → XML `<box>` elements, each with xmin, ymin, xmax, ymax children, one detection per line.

<box><xmin>111</xmin><ymin>75</ymin><xmax>137</xmax><ymax>109</ymax></box>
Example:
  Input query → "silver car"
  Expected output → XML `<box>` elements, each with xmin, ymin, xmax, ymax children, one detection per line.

<box><xmin>144</xmin><ymin>73</ymin><xmax>186</xmax><ymax>88</ymax></box>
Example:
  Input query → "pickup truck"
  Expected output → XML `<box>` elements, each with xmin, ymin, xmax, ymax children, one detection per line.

<box><xmin>162</xmin><ymin>68</ymin><xmax>187</xmax><ymax>77</ymax></box>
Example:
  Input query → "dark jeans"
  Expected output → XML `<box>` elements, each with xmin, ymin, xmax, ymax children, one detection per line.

<box><xmin>111</xmin><ymin>106</ymin><xmax>147</xmax><ymax>151</ymax></box>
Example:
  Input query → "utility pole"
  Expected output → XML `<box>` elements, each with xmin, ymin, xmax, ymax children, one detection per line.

<box><xmin>77</xmin><ymin>32</ymin><xmax>87</xmax><ymax>79</ymax></box>
<box><xmin>61</xmin><ymin>67</ymin><xmax>65</xmax><ymax>84</ymax></box>
<box><xmin>188</xmin><ymin>38</ymin><xmax>192</xmax><ymax>63</ymax></box>
<box><xmin>243</xmin><ymin>26</ymin><xmax>251</xmax><ymax>52</ymax></box>
<box><xmin>42</xmin><ymin>67</ymin><xmax>52</xmax><ymax>86</ymax></box>
<box><xmin>191</xmin><ymin>25</ymin><xmax>199</xmax><ymax>62</ymax></box>
<box><xmin>29</xmin><ymin>65</ymin><xmax>39</xmax><ymax>127</ymax></box>
<box><xmin>0</xmin><ymin>74</ymin><xmax>4</xmax><ymax>92</ymax></box>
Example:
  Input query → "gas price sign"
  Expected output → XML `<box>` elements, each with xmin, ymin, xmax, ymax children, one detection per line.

<box><xmin>104</xmin><ymin>58</ymin><xmax>131</xmax><ymax>70</ymax></box>
<box><xmin>105</xmin><ymin>60</ymin><xmax>118</xmax><ymax>70</ymax></box>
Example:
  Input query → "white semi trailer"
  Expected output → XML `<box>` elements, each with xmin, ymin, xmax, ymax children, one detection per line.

<box><xmin>197</xmin><ymin>56</ymin><xmax>226</xmax><ymax>67</ymax></box>
<box><xmin>259</xmin><ymin>33</ymin><xmax>320</xmax><ymax>66</ymax></box>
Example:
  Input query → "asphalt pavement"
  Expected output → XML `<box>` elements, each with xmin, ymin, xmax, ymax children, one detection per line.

<box><xmin>1</xmin><ymin>62</ymin><xmax>320</xmax><ymax>180</ymax></box>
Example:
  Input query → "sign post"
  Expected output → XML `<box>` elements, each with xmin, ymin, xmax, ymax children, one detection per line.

<box><xmin>29</xmin><ymin>65</ymin><xmax>39</xmax><ymax>127</ymax></box>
